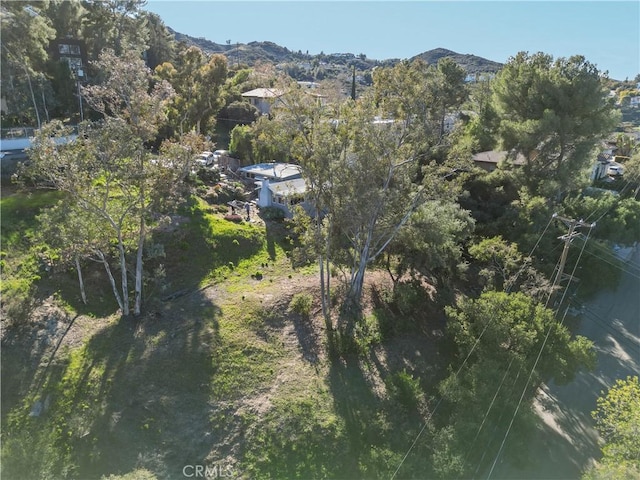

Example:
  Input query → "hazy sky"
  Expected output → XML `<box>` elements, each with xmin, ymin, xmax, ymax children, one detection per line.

<box><xmin>144</xmin><ymin>1</ymin><xmax>640</xmax><ymax>80</ymax></box>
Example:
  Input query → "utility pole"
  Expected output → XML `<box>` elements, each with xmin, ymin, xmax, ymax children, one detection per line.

<box><xmin>551</xmin><ymin>213</ymin><xmax>596</xmax><ymax>291</ymax></box>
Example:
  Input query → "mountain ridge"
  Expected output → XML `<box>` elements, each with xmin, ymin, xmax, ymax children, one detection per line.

<box><xmin>168</xmin><ymin>28</ymin><xmax>503</xmax><ymax>76</ymax></box>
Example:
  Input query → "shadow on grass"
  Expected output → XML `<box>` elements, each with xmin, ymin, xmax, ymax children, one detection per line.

<box><xmin>1</xmin><ymin>290</ymin><xmax>223</xmax><ymax>480</ymax></box>
<box><xmin>262</xmin><ymin>217</ymin><xmax>293</xmax><ymax>262</ymax></box>
<box><xmin>323</xmin><ymin>323</ymin><xmax>437</xmax><ymax>479</ymax></box>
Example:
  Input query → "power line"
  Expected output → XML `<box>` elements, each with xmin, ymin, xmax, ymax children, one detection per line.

<box><xmin>505</xmin><ymin>215</ymin><xmax>555</xmax><ymax>293</ymax></box>
<box><xmin>485</xmin><ymin>223</ymin><xmax>594</xmax><ymax>479</ymax></box>
<box><xmin>390</xmin><ymin>210</ymin><xmax>565</xmax><ymax>479</ymax></box>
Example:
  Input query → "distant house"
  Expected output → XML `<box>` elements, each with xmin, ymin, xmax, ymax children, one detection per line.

<box><xmin>238</xmin><ymin>163</ymin><xmax>307</xmax><ymax>217</ymax></box>
<box><xmin>472</xmin><ymin>150</ymin><xmax>526</xmax><ymax>172</ymax></box>
<box><xmin>297</xmin><ymin>81</ymin><xmax>319</xmax><ymax>89</ymax></box>
<box><xmin>49</xmin><ymin>37</ymin><xmax>87</xmax><ymax>76</ymax></box>
<box><xmin>241</xmin><ymin>88</ymin><xmax>284</xmax><ymax>115</ymax></box>
<box><xmin>591</xmin><ymin>154</ymin><xmax>626</xmax><ymax>182</ymax></box>
<box><xmin>629</xmin><ymin>96</ymin><xmax>640</xmax><ymax>108</ymax></box>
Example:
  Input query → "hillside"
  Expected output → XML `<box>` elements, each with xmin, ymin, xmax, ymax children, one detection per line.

<box><xmin>411</xmin><ymin>47</ymin><xmax>503</xmax><ymax>74</ymax></box>
<box><xmin>170</xmin><ymin>28</ymin><xmax>502</xmax><ymax>76</ymax></box>
<box><xmin>0</xmin><ymin>191</ymin><xmax>446</xmax><ymax>479</ymax></box>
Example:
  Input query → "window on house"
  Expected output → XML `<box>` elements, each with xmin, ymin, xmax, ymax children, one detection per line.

<box><xmin>69</xmin><ymin>45</ymin><xmax>81</xmax><ymax>55</ymax></box>
<box><xmin>58</xmin><ymin>44</ymin><xmax>70</xmax><ymax>54</ymax></box>
<box><xmin>62</xmin><ymin>57</ymin><xmax>82</xmax><ymax>71</ymax></box>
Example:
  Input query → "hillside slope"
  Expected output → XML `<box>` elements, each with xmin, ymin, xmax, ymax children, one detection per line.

<box><xmin>170</xmin><ymin>28</ymin><xmax>502</xmax><ymax>75</ymax></box>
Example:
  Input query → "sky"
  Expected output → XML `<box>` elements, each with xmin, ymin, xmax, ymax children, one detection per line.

<box><xmin>144</xmin><ymin>1</ymin><xmax>640</xmax><ymax>81</ymax></box>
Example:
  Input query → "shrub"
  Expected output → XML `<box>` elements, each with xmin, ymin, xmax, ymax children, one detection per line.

<box><xmin>288</xmin><ymin>293</ymin><xmax>313</xmax><ymax>318</ymax></box>
<box><xmin>385</xmin><ymin>369</ymin><xmax>422</xmax><ymax>411</ymax></box>
<box><xmin>260</xmin><ymin>206</ymin><xmax>286</xmax><ymax>221</ymax></box>
<box><xmin>223</xmin><ymin>214</ymin><xmax>243</xmax><ymax>223</ymax></box>
<box><xmin>196</xmin><ymin>167</ymin><xmax>221</xmax><ymax>184</ymax></box>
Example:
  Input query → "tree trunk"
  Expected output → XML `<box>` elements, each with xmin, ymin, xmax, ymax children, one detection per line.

<box><xmin>25</xmin><ymin>67</ymin><xmax>41</xmax><ymax>128</ymax></box>
<box><xmin>347</xmin><ymin>248</ymin><xmax>368</xmax><ymax>311</ymax></box>
<box><xmin>97</xmin><ymin>250</ymin><xmax>124</xmax><ymax>312</ymax></box>
<box><xmin>75</xmin><ymin>254</ymin><xmax>87</xmax><ymax>305</ymax></box>
<box><xmin>325</xmin><ymin>255</ymin><xmax>331</xmax><ymax>327</ymax></box>
<box><xmin>134</xmin><ymin>215</ymin><xmax>145</xmax><ymax>316</ymax></box>
<box><xmin>116</xmin><ymin>231</ymin><xmax>129</xmax><ymax>315</ymax></box>
<box><xmin>319</xmin><ymin>253</ymin><xmax>326</xmax><ymax>317</ymax></box>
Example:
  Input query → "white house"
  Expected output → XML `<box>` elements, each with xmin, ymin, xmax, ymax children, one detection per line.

<box><xmin>238</xmin><ymin>162</ymin><xmax>302</xmax><ymax>182</ymax></box>
<box><xmin>241</xmin><ymin>88</ymin><xmax>284</xmax><ymax>115</ymax></box>
<box><xmin>238</xmin><ymin>163</ymin><xmax>307</xmax><ymax>217</ymax></box>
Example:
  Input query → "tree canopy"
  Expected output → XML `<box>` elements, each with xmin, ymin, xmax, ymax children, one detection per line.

<box><xmin>492</xmin><ymin>52</ymin><xmax>618</xmax><ymax>197</ymax></box>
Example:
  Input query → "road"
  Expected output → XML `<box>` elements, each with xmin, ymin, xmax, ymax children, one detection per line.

<box><xmin>490</xmin><ymin>244</ymin><xmax>640</xmax><ymax>479</ymax></box>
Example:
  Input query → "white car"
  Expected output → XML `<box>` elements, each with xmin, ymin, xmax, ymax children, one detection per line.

<box><xmin>607</xmin><ymin>163</ymin><xmax>624</xmax><ymax>176</ymax></box>
<box><xmin>194</xmin><ymin>151</ymin><xmax>215</xmax><ymax>167</ymax></box>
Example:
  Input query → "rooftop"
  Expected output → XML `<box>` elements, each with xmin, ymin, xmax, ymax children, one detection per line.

<box><xmin>472</xmin><ymin>150</ymin><xmax>526</xmax><ymax>166</ymax></box>
<box><xmin>269</xmin><ymin>178</ymin><xmax>307</xmax><ymax>196</ymax></box>
<box><xmin>241</xmin><ymin>88</ymin><xmax>284</xmax><ymax>99</ymax></box>
<box><xmin>239</xmin><ymin>162</ymin><xmax>302</xmax><ymax>180</ymax></box>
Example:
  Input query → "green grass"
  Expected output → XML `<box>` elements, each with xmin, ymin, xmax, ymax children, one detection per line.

<box><xmin>1</xmin><ymin>190</ymin><xmax>63</xmax><ymax>321</ymax></box>
<box><xmin>1</xmin><ymin>191</ymin><xmax>447</xmax><ymax>480</ymax></box>
<box><xmin>160</xmin><ymin>197</ymin><xmax>292</xmax><ymax>292</ymax></box>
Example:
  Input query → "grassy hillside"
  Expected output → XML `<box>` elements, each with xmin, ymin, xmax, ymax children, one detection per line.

<box><xmin>1</xmin><ymin>192</ymin><xmax>447</xmax><ymax>479</ymax></box>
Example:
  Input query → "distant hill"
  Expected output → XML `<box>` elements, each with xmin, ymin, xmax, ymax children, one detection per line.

<box><xmin>169</xmin><ymin>28</ymin><xmax>502</xmax><ymax>77</ymax></box>
<box><xmin>411</xmin><ymin>48</ymin><xmax>503</xmax><ymax>74</ymax></box>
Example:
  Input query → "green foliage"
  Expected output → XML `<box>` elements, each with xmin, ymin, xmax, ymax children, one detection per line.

<box><xmin>590</xmin><ymin>376</ymin><xmax>640</xmax><ymax>471</ymax></box>
<box><xmin>388</xmin><ymin>200</ymin><xmax>475</xmax><ymax>287</ymax></box>
<box><xmin>241</xmin><ymin>396</ymin><xmax>348</xmax><ymax>479</ymax></box>
<box><xmin>288</xmin><ymin>293</ymin><xmax>313</xmax><ymax>318</ymax></box>
<box><xmin>102</xmin><ymin>469</ymin><xmax>158</xmax><ymax>480</ymax></box>
<box><xmin>221</xmin><ymin>100</ymin><xmax>259</xmax><ymax>125</ymax></box>
<box><xmin>259</xmin><ymin>206</ymin><xmax>286</xmax><ymax>221</ymax></box>
<box><xmin>436</xmin><ymin>291</ymin><xmax>596</xmax><ymax>475</ymax></box>
<box><xmin>469</xmin><ymin>235</ymin><xmax>551</xmax><ymax>299</ymax></box>
<box><xmin>385</xmin><ymin>369</ymin><xmax>423</xmax><ymax>412</ymax></box>
<box><xmin>0</xmin><ymin>190</ymin><xmax>63</xmax><ymax>321</ymax></box>
<box><xmin>154</xmin><ymin>46</ymin><xmax>227</xmax><ymax>136</ymax></box>
<box><xmin>492</xmin><ymin>52</ymin><xmax>618</xmax><ymax>197</ymax></box>
<box><xmin>228</xmin><ymin>124</ymin><xmax>255</xmax><ymax>163</ymax></box>
<box><xmin>563</xmin><ymin>191</ymin><xmax>640</xmax><ymax>245</ymax></box>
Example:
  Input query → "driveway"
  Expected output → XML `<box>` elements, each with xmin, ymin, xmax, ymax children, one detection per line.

<box><xmin>489</xmin><ymin>244</ymin><xmax>640</xmax><ymax>479</ymax></box>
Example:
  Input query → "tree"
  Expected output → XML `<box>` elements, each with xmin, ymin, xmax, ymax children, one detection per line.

<box><xmin>583</xmin><ymin>376</ymin><xmax>640</xmax><ymax>479</ymax></box>
<box><xmin>372</xmin><ymin>58</ymin><xmax>467</xmax><ymax>153</ymax></box>
<box><xmin>23</xmin><ymin>50</ymin><xmax>183</xmax><ymax>316</ymax></box>
<box><xmin>456</xmin><ymin>75</ymin><xmax>498</xmax><ymax>153</ymax></box>
<box><xmin>44</xmin><ymin>0</ymin><xmax>86</xmax><ymax>39</ymax></box>
<box><xmin>384</xmin><ymin>200</ymin><xmax>475</xmax><ymax>289</ymax></box>
<box><xmin>154</xmin><ymin>46</ymin><xmax>227</xmax><ymax>136</ymax></box>
<box><xmin>437</xmin><ymin>291</ymin><xmax>596</xmax><ymax>477</ymax></box>
<box><xmin>328</xmin><ymin>99</ymin><xmax>427</xmax><ymax>310</ymax></box>
<box><xmin>469</xmin><ymin>236</ymin><xmax>552</xmax><ymax>300</ymax></box>
<box><xmin>143</xmin><ymin>11</ymin><xmax>176</xmax><ymax>69</ymax></box>
<box><xmin>229</xmin><ymin>124</ymin><xmax>255</xmax><ymax>163</ymax></box>
<box><xmin>82</xmin><ymin>0</ymin><xmax>149</xmax><ymax>60</ymax></box>
<box><xmin>492</xmin><ymin>52</ymin><xmax>618</xmax><ymax>197</ymax></box>
<box><xmin>615</xmin><ymin>133</ymin><xmax>637</xmax><ymax>158</ymax></box>
<box><xmin>0</xmin><ymin>1</ymin><xmax>56</xmax><ymax>127</ymax></box>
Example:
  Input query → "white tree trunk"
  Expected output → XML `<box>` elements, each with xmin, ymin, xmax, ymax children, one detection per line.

<box><xmin>134</xmin><ymin>216</ymin><xmax>145</xmax><ymax>316</ymax></box>
<box><xmin>97</xmin><ymin>250</ymin><xmax>124</xmax><ymax>312</ymax></box>
<box><xmin>75</xmin><ymin>254</ymin><xmax>87</xmax><ymax>305</ymax></box>
<box><xmin>116</xmin><ymin>231</ymin><xmax>129</xmax><ymax>316</ymax></box>
<box><xmin>347</xmin><ymin>243</ymin><xmax>369</xmax><ymax>310</ymax></box>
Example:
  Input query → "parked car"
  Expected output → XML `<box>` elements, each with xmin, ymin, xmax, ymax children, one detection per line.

<box><xmin>195</xmin><ymin>151</ymin><xmax>215</xmax><ymax>167</ymax></box>
<box><xmin>607</xmin><ymin>163</ymin><xmax>624</xmax><ymax>176</ymax></box>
